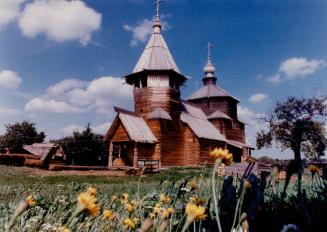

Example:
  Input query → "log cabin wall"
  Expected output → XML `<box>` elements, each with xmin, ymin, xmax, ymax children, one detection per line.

<box><xmin>183</xmin><ymin>126</ymin><xmax>200</xmax><ymax>167</ymax></box>
<box><xmin>198</xmin><ymin>139</ymin><xmax>225</xmax><ymax>166</ymax></box>
<box><xmin>224</xmin><ymin>120</ymin><xmax>246</xmax><ymax>142</ymax></box>
<box><xmin>133</xmin><ymin>75</ymin><xmax>181</xmax><ymax>118</ymax></box>
<box><xmin>138</xmin><ymin>144</ymin><xmax>156</xmax><ymax>160</ymax></box>
<box><xmin>209</xmin><ymin>118</ymin><xmax>227</xmax><ymax>135</ymax></box>
<box><xmin>147</xmin><ymin>120</ymin><xmax>162</xmax><ymax>161</ymax></box>
<box><xmin>188</xmin><ymin>97</ymin><xmax>238</xmax><ymax>119</ymax></box>
<box><xmin>160</xmin><ymin>119</ymin><xmax>185</xmax><ymax>166</ymax></box>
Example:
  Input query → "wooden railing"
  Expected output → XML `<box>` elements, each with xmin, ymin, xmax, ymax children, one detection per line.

<box><xmin>138</xmin><ymin>159</ymin><xmax>160</xmax><ymax>173</ymax></box>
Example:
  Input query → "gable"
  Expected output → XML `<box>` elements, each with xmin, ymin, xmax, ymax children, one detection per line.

<box><xmin>111</xmin><ymin>121</ymin><xmax>131</xmax><ymax>142</ymax></box>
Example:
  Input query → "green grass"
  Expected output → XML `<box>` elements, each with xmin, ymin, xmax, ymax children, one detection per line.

<box><xmin>0</xmin><ymin>165</ymin><xmax>210</xmax><ymax>205</ymax></box>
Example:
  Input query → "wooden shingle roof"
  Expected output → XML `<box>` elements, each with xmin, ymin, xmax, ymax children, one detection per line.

<box><xmin>187</xmin><ymin>84</ymin><xmax>240</xmax><ymax>102</ymax></box>
<box><xmin>181</xmin><ymin>101</ymin><xmax>207</xmax><ymax>119</ymax></box>
<box><xmin>23</xmin><ymin>143</ymin><xmax>59</xmax><ymax>161</ymax></box>
<box><xmin>227</xmin><ymin>139</ymin><xmax>254</xmax><ymax>149</ymax></box>
<box><xmin>147</xmin><ymin>107</ymin><xmax>172</xmax><ymax>120</ymax></box>
<box><xmin>132</xmin><ymin>27</ymin><xmax>180</xmax><ymax>74</ymax></box>
<box><xmin>106</xmin><ymin>107</ymin><xmax>157</xmax><ymax>143</ymax></box>
<box><xmin>181</xmin><ymin>112</ymin><xmax>226</xmax><ymax>141</ymax></box>
<box><xmin>207</xmin><ymin>110</ymin><xmax>231</xmax><ymax>120</ymax></box>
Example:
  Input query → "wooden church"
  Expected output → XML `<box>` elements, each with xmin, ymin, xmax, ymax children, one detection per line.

<box><xmin>105</xmin><ymin>3</ymin><xmax>253</xmax><ymax>169</ymax></box>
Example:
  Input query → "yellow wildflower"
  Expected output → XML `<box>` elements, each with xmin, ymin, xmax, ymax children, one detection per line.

<box><xmin>210</xmin><ymin>148</ymin><xmax>233</xmax><ymax>165</ymax></box>
<box><xmin>126</xmin><ymin>203</ymin><xmax>135</xmax><ymax>212</ymax></box>
<box><xmin>149</xmin><ymin>213</ymin><xmax>156</xmax><ymax>219</ymax></box>
<box><xmin>190</xmin><ymin>180</ymin><xmax>197</xmax><ymax>190</ymax></box>
<box><xmin>103</xmin><ymin>209</ymin><xmax>114</xmax><ymax>220</ymax></box>
<box><xmin>162</xmin><ymin>207</ymin><xmax>175</xmax><ymax>219</ymax></box>
<box><xmin>308</xmin><ymin>165</ymin><xmax>319</xmax><ymax>174</ymax></box>
<box><xmin>121</xmin><ymin>193</ymin><xmax>129</xmax><ymax>203</ymax></box>
<box><xmin>58</xmin><ymin>226</ymin><xmax>71</xmax><ymax>232</ymax></box>
<box><xmin>124</xmin><ymin>218</ymin><xmax>136</xmax><ymax>229</ymax></box>
<box><xmin>77</xmin><ymin>191</ymin><xmax>99</xmax><ymax>216</ymax></box>
<box><xmin>26</xmin><ymin>195</ymin><xmax>36</xmax><ymax>207</ymax></box>
<box><xmin>159</xmin><ymin>194</ymin><xmax>170</xmax><ymax>204</ymax></box>
<box><xmin>185</xmin><ymin>203</ymin><xmax>207</xmax><ymax>222</ymax></box>
<box><xmin>153</xmin><ymin>203</ymin><xmax>162</xmax><ymax>214</ymax></box>
<box><xmin>87</xmin><ymin>187</ymin><xmax>97</xmax><ymax>196</ymax></box>
<box><xmin>189</xmin><ymin>196</ymin><xmax>206</xmax><ymax>206</ymax></box>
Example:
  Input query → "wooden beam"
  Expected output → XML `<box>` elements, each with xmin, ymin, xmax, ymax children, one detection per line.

<box><xmin>133</xmin><ymin>143</ymin><xmax>138</xmax><ymax>168</ymax></box>
<box><xmin>108</xmin><ymin>141</ymin><xmax>113</xmax><ymax>168</ymax></box>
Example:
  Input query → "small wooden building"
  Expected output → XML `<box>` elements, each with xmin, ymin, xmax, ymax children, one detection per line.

<box><xmin>105</xmin><ymin>7</ymin><xmax>253</xmax><ymax>170</ymax></box>
<box><xmin>23</xmin><ymin>143</ymin><xmax>66</xmax><ymax>167</ymax></box>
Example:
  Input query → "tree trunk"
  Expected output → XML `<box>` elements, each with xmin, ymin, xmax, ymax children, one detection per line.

<box><xmin>294</xmin><ymin>145</ymin><xmax>302</xmax><ymax>200</ymax></box>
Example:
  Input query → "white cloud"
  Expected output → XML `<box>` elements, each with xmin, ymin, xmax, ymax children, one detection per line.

<box><xmin>25</xmin><ymin>76</ymin><xmax>133</xmax><ymax>115</ymax></box>
<box><xmin>124</xmin><ymin>17</ymin><xmax>170</xmax><ymax>47</ymax></box>
<box><xmin>279</xmin><ymin>58</ymin><xmax>326</xmax><ymax>78</ymax></box>
<box><xmin>266</xmin><ymin>74</ymin><xmax>282</xmax><ymax>84</ymax></box>
<box><xmin>264</xmin><ymin>57</ymin><xmax>326</xmax><ymax>84</ymax></box>
<box><xmin>68</xmin><ymin>76</ymin><xmax>133</xmax><ymax>113</ymax></box>
<box><xmin>25</xmin><ymin>98</ymin><xmax>81</xmax><ymax>114</ymax></box>
<box><xmin>237</xmin><ymin>106</ymin><xmax>263</xmax><ymax>124</ymax></box>
<box><xmin>47</xmin><ymin>79</ymin><xmax>88</xmax><ymax>96</ymax></box>
<box><xmin>249</xmin><ymin>93</ymin><xmax>268</xmax><ymax>103</ymax></box>
<box><xmin>0</xmin><ymin>70</ymin><xmax>22</xmax><ymax>89</ymax></box>
<box><xmin>0</xmin><ymin>0</ymin><xmax>25</xmax><ymax>30</ymax></box>
<box><xmin>18</xmin><ymin>0</ymin><xmax>101</xmax><ymax>45</ymax></box>
<box><xmin>0</xmin><ymin>106</ymin><xmax>21</xmax><ymax>116</ymax></box>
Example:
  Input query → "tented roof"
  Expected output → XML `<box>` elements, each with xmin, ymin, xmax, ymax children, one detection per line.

<box><xmin>207</xmin><ymin>110</ymin><xmax>231</xmax><ymax>120</ymax></box>
<box><xmin>132</xmin><ymin>29</ymin><xmax>180</xmax><ymax>74</ymax></box>
<box><xmin>187</xmin><ymin>84</ymin><xmax>240</xmax><ymax>102</ymax></box>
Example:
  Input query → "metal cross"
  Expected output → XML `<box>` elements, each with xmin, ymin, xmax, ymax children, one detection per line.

<box><xmin>207</xmin><ymin>42</ymin><xmax>213</xmax><ymax>61</ymax></box>
<box><xmin>154</xmin><ymin>0</ymin><xmax>163</xmax><ymax>19</ymax></box>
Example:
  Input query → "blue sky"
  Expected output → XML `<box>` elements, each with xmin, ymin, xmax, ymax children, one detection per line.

<box><xmin>0</xmin><ymin>0</ymin><xmax>326</xmax><ymax>159</ymax></box>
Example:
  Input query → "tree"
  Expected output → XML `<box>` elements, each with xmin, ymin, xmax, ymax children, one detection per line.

<box><xmin>256</xmin><ymin>96</ymin><xmax>327</xmax><ymax>198</ymax></box>
<box><xmin>52</xmin><ymin>123</ymin><xmax>108</xmax><ymax>166</ymax></box>
<box><xmin>0</xmin><ymin>121</ymin><xmax>46</xmax><ymax>153</ymax></box>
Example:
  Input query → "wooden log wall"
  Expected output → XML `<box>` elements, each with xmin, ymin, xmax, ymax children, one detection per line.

<box><xmin>134</xmin><ymin>87</ymin><xmax>181</xmax><ymax>118</ymax></box>
<box><xmin>188</xmin><ymin>97</ymin><xmax>238</xmax><ymax>119</ymax></box>
<box><xmin>160</xmin><ymin>119</ymin><xmax>185</xmax><ymax>166</ymax></box>
<box><xmin>198</xmin><ymin>139</ymin><xmax>225</xmax><ymax>166</ymax></box>
<box><xmin>184</xmin><ymin>126</ymin><xmax>199</xmax><ymax>167</ymax></box>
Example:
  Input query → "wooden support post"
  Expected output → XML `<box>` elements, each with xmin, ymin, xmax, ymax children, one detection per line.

<box><xmin>108</xmin><ymin>142</ymin><xmax>113</xmax><ymax>168</ymax></box>
<box><xmin>133</xmin><ymin>143</ymin><xmax>138</xmax><ymax>168</ymax></box>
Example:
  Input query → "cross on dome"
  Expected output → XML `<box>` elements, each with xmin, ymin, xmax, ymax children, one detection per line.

<box><xmin>154</xmin><ymin>0</ymin><xmax>163</xmax><ymax>20</ymax></box>
<box><xmin>204</xmin><ymin>42</ymin><xmax>216</xmax><ymax>77</ymax></box>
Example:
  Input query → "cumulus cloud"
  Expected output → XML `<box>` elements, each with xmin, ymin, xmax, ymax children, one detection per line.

<box><xmin>47</xmin><ymin>78</ymin><xmax>88</xmax><ymax>96</ymax></box>
<box><xmin>249</xmin><ymin>93</ymin><xmax>268</xmax><ymax>103</ymax></box>
<box><xmin>0</xmin><ymin>70</ymin><xmax>22</xmax><ymax>89</ymax></box>
<box><xmin>0</xmin><ymin>0</ymin><xmax>25</xmax><ymax>30</ymax></box>
<box><xmin>237</xmin><ymin>106</ymin><xmax>264</xmax><ymax>124</ymax></box>
<box><xmin>279</xmin><ymin>58</ymin><xmax>326</xmax><ymax>78</ymax></box>
<box><xmin>25</xmin><ymin>98</ymin><xmax>81</xmax><ymax>114</ymax></box>
<box><xmin>25</xmin><ymin>76</ymin><xmax>133</xmax><ymax>115</ymax></box>
<box><xmin>18</xmin><ymin>0</ymin><xmax>101</xmax><ymax>45</ymax></box>
<box><xmin>264</xmin><ymin>57</ymin><xmax>326</xmax><ymax>84</ymax></box>
<box><xmin>68</xmin><ymin>76</ymin><xmax>133</xmax><ymax>114</ymax></box>
<box><xmin>124</xmin><ymin>17</ymin><xmax>170</xmax><ymax>47</ymax></box>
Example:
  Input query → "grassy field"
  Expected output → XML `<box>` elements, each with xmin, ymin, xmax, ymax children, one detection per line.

<box><xmin>1</xmin><ymin>164</ymin><xmax>326</xmax><ymax>232</ymax></box>
<box><xmin>0</xmin><ymin>165</ymin><xmax>210</xmax><ymax>205</ymax></box>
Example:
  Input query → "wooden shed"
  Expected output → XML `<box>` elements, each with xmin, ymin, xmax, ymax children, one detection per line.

<box><xmin>23</xmin><ymin>143</ymin><xmax>66</xmax><ymax>167</ymax></box>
